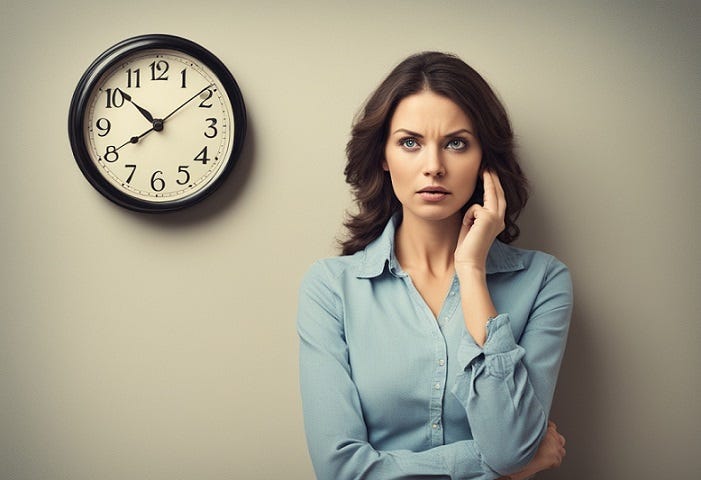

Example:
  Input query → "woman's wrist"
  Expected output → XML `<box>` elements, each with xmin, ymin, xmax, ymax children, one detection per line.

<box><xmin>455</xmin><ymin>262</ymin><xmax>487</xmax><ymax>281</ymax></box>
<box><xmin>457</xmin><ymin>265</ymin><xmax>496</xmax><ymax>346</ymax></box>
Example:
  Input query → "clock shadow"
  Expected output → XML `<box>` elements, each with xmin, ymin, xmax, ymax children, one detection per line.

<box><xmin>125</xmin><ymin>114</ymin><xmax>257</xmax><ymax>228</ymax></box>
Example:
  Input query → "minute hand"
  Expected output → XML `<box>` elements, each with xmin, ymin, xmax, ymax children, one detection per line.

<box><xmin>162</xmin><ymin>84</ymin><xmax>214</xmax><ymax>122</ymax></box>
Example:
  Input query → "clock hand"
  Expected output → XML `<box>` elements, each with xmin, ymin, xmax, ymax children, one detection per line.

<box><xmin>121</xmin><ymin>90</ymin><xmax>155</xmax><ymax>123</ymax></box>
<box><xmin>110</xmin><ymin>84</ymin><xmax>213</xmax><ymax>154</ymax></box>
<box><xmin>161</xmin><ymin>83</ymin><xmax>214</xmax><ymax>122</ymax></box>
<box><xmin>114</xmin><ymin>124</ymin><xmax>157</xmax><ymax>152</ymax></box>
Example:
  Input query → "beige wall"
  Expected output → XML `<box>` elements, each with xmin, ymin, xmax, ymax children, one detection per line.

<box><xmin>1</xmin><ymin>1</ymin><xmax>699</xmax><ymax>478</ymax></box>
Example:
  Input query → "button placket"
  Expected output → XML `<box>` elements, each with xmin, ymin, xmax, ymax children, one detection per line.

<box><xmin>427</xmin><ymin>276</ymin><xmax>460</xmax><ymax>446</ymax></box>
<box><xmin>429</xmin><ymin>341</ymin><xmax>448</xmax><ymax>446</ymax></box>
<box><xmin>401</xmin><ymin>273</ymin><xmax>458</xmax><ymax>447</ymax></box>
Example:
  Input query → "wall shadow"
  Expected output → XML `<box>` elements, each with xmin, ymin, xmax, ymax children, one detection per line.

<box><xmin>539</xmin><ymin>302</ymin><xmax>605</xmax><ymax>479</ymax></box>
<box><xmin>124</xmin><ymin>111</ymin><xmax>258</xmax><ymax>230</ymax></box>
<box><xmin>518</xmin><ymin>191</ymin><xmax>607</xmax><ymax>479</ymax></box>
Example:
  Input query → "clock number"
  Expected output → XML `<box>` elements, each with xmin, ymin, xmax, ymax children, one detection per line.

<box><xmin>104</xmin><ymin>88</ymin><xmax>125</xmax><ymax>108</ymax></box>
<box><xmin>180</xmin><ymin>68</ymin><xmax>187</xmax><ymax>88</ymax></box>
<box><xmin>194</xmin><ymin>146</ymin><xmax>210</xmax><ymax>164</ymax></box>
<box><xmin>204</xmin><ymin>118</ymin><xmax>218</xmax><ymax>138</ymax></box>
<box><xmin>176</xmin><ymin>166</ymin><xmax>191</xmax><ymax>185</ymax></box>
<box><xmin>150</xmin><ymin>170</ymin><xmax>166</xmax><ymax>191</ymax></box>
<box><xmin>149</xmin><ymin>60</ymin><xmax>169</xmax><ymax>81</ymax></box>
<box><xmin>199</xmin><ymin>89</ymin><xmax>213</xmax><ymax>108</ymax></box>
<box><xmin>124</xmin><ymin>164</ymin><xmax>137</xmax><ymax>184</ymax></box>
<box><xmin>126</xmin><ymin>68</ymin><xmax>141</xmax><ymax>88</ymax></box>
<box><xmin>104</xmin><ymin>146</ymin><xmax>119</xmax><ymax>163</ymax></box>
<box><xmin>96</xmin><ymin>118</ymin><xmax>111</xmax><ymax>137</ymax></box>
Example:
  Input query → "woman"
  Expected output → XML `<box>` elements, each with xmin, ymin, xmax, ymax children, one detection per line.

<box><xmin>297</xmin><ymin>52</ymin><xmax>571</xmax><ymax>479</ymax></box>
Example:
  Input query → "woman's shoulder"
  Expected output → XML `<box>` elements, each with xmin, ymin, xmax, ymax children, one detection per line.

<box><xmin>495</xmin><ymin>242</ymin><xmax>573</xmax><ymax>304</ymax></box>
<box><xmin>491</xmin><ymin>240</ymin><xmax>568</xmax><ymax>271</ymax></box>
<box><xmin>297</xmin><ymin>253</ymin><xmax>368</xmax><ymax>321</ymax></box>
<box><xmin>490</xmin><ymin>241</ymin><xmax>571</xmax><ymax>292</ymax></box>
<box><xmin>306</xmin><ymin>251</ymin><xmax>364</xmax><ymax>275</ymax></box>
<box><xmin>299</xmin><ymin>251</ymin><xmax>366</xmax><ymax>291</ymax></box>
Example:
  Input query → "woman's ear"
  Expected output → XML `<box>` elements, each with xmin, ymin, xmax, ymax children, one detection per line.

<box><xmin>382</xmin><ymin>156</ymin><xmax>389</xmax><ymax>171</ymax></box>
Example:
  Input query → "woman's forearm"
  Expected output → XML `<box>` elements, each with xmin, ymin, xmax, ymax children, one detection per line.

<box><xmin>457</xmin><ymin>265</ymin><xmax>497</xmax><ymax>346</ymax></box>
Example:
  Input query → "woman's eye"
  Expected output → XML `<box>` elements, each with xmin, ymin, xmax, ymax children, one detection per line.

<box><xmin>447</xmin><ymin>139</ymin><xmax>467</xmax><ymax>150</ymax></box>
<box><xmin>400</xmin><ymin>138</ymin><xmax>419</xmax><ymax>149</ymax></box>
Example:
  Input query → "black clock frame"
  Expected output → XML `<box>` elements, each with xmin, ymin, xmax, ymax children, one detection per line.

<box><xmin>68</xmin><ymin>34</ymin><xmax>247</xmax><ymax>213</ymax></box>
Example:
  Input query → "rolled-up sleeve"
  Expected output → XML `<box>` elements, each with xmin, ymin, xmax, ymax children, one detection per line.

<box><xmin>450</xmin><ymin>257</ymin><xmax>573</xmax><ymax>475</ymax></box>
<box><xmin>298</xmin><ymin>262</ymin><xmax>502</xmax><ymax>480</ymax></box>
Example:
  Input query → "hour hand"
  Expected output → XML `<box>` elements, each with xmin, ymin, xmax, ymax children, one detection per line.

<box><xmin>121</xmin><ymin>90</ymin><xmax>155</xmax><ymax>124</ymax></box>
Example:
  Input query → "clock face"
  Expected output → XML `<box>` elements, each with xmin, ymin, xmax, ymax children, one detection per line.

<box><xmin>69</xmin><ymin>35</ymin><xmax>246</xmax><ymax>212</ymax></box>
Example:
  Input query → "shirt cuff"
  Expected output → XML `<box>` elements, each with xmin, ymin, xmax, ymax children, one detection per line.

<box><xmin>456</xmin><ymin>314</ymin><xmax>524</xmax><ymax>373</ymax></box>
<box><xmin>441</xmin><ymin>440</ymin><xmax>502</xmax><ymax>480</ymax></box>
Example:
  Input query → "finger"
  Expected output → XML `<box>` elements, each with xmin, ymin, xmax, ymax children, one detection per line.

<box><xmin>548</xmin><ymin>420</ymin><xmax>557</xmax><ymax>430</ymax></box>
<box><xmin>462</xmin><ymin>204</ymin><xmax>479</xmax><ymax>228</ymax></box>
<box><xmin>458</xmin><ymin>206</ymin><xmax>477</xmax><ymax>245</ymax></box>
<box><xmin>457</xmin><ymin>218</ymin><xmax>469</xmax><ymax>246</ymax></box>
<box><xmin>482</xmin><ymin>170</ymin><xmax>497</xmax><ymax>211</ymax></box>
<box><xmin>560</xmin><ymin>434</ymin><xmax>566</xmax><ymax>447</ymax></box>
<box><xmin>490</xmin><ymin>170</ymin><xmax>507</xmax><ymax>218</ymax></box>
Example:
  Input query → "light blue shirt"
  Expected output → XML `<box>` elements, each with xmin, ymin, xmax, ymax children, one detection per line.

<box><xmin>297</xmin><ymin>214</ymin><xmax>572</xmax><ymax>479</ymax></box>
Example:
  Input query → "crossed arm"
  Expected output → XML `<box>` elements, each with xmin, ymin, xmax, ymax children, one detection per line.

<box><xmin>297</xmin><ymin>257</ymin><xmax>571</xmax><ymax>479</ymax></box>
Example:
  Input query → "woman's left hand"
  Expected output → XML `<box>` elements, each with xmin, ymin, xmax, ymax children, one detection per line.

<box><xmin>454</xmin><ymin>170</ymin><xmax>506</xmax><ymax>273</ymax></box>
<box><xmin>496</xmin><ymin>421</ymin><xmax>567</xmax><ymax>479</ymax></box>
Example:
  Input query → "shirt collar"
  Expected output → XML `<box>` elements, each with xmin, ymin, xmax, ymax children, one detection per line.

<box><xmin>355</xmin><ymin>212</ymin><xmax>525</xmax><ymax>278</ymax></box>
<box><xmin>355</xmin><ymin>213</ymin><xmax>402</xmax><ymax>278</ymax></box>
<box><xmin>485</xmin><ymin>238</ymin><xmax>526</xmax><ymax>274</ymax></box>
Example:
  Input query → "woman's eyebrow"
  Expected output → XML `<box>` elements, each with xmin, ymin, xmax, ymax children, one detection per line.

<box><xmin>391</xmin><ymin>128</ymin><xmax>474</xmax><ymax>137</ymax></box>
<box><xmin>444</xmin><ymin>128</ymin><xmax>475</xmax><ymax>137</ymax></box>
<box><xmin>391</xmin><ymin>128</ymin><xmax>423</xmax><ymax>137</ymax></box>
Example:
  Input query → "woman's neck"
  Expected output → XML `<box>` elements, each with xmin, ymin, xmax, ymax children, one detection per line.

<box><xmin>395</xmin><ymin>211</ymin><xmax>462</xmax><ymax>275</ymax></box>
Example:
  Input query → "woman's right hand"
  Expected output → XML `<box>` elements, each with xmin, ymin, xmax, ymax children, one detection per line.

<box><xmin>498</xmin><ymin>421</ymin><xmax>566</xmax><ymax>480</ymax></box>
<box><xmin>454</xmin><ymin>170</ymin><xmax>506</xmax><ymax>274</ymax></box>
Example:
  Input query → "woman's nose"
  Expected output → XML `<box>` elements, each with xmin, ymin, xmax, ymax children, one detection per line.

<box><xmin>423</xmin><ymin>148</ymin><xmax>445</xmax><ymax>177</ymax></box>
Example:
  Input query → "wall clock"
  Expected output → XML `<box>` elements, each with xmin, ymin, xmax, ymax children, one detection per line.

<box><xmin>68</xmin><ymin>34</ymin><xmax>246</xmax><ymax>212</ymax></box>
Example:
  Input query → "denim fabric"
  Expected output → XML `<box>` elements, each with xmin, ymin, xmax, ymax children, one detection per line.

<box><xmin>297</xmin><ymin>214</ymin><xmax>572</xmax><ymax>479</ymax></box>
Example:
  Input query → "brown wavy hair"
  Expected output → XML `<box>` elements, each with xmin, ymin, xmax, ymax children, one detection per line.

<box><xmin>340</xmin><ymin>51</ymin><xmax>528</xmax><ymax>256</ymax></box>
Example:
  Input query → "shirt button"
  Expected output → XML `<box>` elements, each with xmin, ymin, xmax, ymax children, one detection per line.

<box><xmin>434</xmin><ymin>383</ymin><xmax>441</xmax><ymax>390</ymax></box>
<box><xmin>432</xmin><ymin>423</ymin><xmax>439</xmax><ymax>429</ymax></box>
<box><xmin>438</xmin><ymin>359</ymin><xmax>445</xmax><ymax>366</ymax></box>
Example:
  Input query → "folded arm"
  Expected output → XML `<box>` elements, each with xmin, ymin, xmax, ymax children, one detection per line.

<box><xmin>452</xmin><ymin>257</ymin><xmax>572</xmax><ymax>475</ymax></box>
<box><xmin>297</xmin><ymin>263</ymin><xmax>503</xmax><ymax>480</ymax></box>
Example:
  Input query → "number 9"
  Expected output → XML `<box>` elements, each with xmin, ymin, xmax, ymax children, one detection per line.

<box><xmin>96</xmin><ymin>118</ymin><xmax>111</xmax><ymax>137</ymax></box>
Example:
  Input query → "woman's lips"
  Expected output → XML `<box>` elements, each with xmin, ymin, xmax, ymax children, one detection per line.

<box><xmin>417</xmin><ymin>187</ymin><xmax>450</xmax><ymax>202</ymax></box>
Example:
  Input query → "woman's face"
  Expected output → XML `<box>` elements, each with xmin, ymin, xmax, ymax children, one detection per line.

<box><xmin>383</xmin><ymin>90</ymin><xmax>482</xmax><ymax>224</ymax></box>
